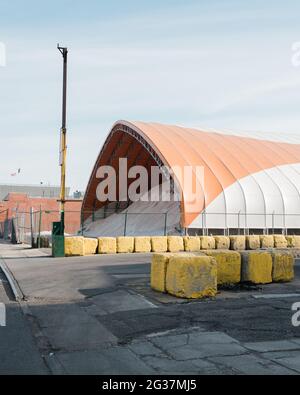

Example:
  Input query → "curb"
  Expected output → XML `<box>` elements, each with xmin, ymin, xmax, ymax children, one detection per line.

<box><xmin>0</xmin><ymin>257</ymin><xmax>24</xmax><ymax>302</ymax></box>
<box><xmin>0</xmin><ymin>256</ymin><xmax>63</xmax><ymax>375</ymax></box>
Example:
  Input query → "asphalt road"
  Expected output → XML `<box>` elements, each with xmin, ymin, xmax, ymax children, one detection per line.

<box><xmin>0</xmin><ymin>243</ymin><xmax>300</xmax><ymax>375</ymax></box>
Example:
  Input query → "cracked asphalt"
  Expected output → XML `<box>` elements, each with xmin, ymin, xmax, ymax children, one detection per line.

<box><xmin>0</xmin><ymin>242</ymin><xmax>300</xmax><ymax>375</ymax></box>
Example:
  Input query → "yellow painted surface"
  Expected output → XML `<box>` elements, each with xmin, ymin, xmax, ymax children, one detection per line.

<box><xmin>241</xmin><ymin>252</ymin><xmax>273</xmax><ymax>284</ymax></box>
<box><xmin>65</xmin><ymin>237</ymin><xmax>84</xmax><ymax>256</ymax></box>
<box><xmin>135</xmin><ymin>237</ymin><xmax>151</xmax><ymax>253</ymax></box>
<box><xmin>286</xmin><ymin>236</ymin><xmax>296</xmax><ymax>248</ymax></box>
<box><xmin>151</xmin><ymin>236</ymin><xmax>168</xmax><ymax>253</ymax></box>
<box><xmin>214</xmin><ymin>236</ymin><xmax>230</xmax><ymax>250</ymax></box>
<box><xmin>151</xmin><ymin>252</ymin><xmax>195</xmax><ymax>293</ymax></box>
<box><xmin>98</xmin><ymin>237</ymin><xmax>117</xmax><ymax>254</ymax></box>
<box><xmin>200</xmin><ymin>236</ymin><xmax>216</xmax><ymax>250</ymax></box>
<box><xmin>83</xmin><ymin>238</ymin><xmax>98</xmax><ymax>255</ymax></box>
<box><xmin>183</xmin><ymin>236</ymin><xmax>201</xmax><ymax>252</ymax></box>
<box><xmin>246</xmin><ymin>235</ymin><xmax>260</xmax><ymax>250</ymax></box>
<box><xmin>272</xmin><ymin>252</ymin><xmax>295</xmax><ymax>282</ymax></box>
<box><xmin>260</xmin><ymin>235</ymin><xmax>274</xmax><ymax>249</ymax></box>
<box><xmin>230</xmin><ymin>236</ymin><xmax>246</xmax><ymax>251</ymax></box>
<box><xmin>204</xmin><ymin>250</ymin><xmax>241</xmax><ymax>285</ymax></box>
<box><xmin>274</xmin><ymin>235</ymin><xmax>288</xmax><ymax>249</ymax></box>
<box><xmin>294</xmin><ymin>236</ymin><xmax>300</xmax><ymax>248</ymax></box>
<box><xmin>117</xmin><ymin>237</ymin><xmax>134</xmax><ymax>253</ymax></box>
<box><xmin>166</xmin><ymin>255</ymin><xmax>217</xmax><ymax>299</ymax></box>
<box><xmin>151</xmin><ymin>253</ymin><xmax>173</xmax><ymax>293</ymax></box>
<box><xmin>167</xmin><ymin>236</ymin><xmax>184</xmax><ymax>252</ymax></box>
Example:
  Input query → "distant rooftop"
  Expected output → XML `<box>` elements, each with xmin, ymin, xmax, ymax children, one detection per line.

<box><xmin>0</xmin><ymin>184</ymin><xmax>70</xmax><ymax>200</ymax></box>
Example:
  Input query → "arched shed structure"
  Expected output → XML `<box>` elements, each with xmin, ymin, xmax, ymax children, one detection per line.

<box><xmin>82</xmin><ymin>121</ymin><xmax>300</xmax><ymax>236</ymax></box>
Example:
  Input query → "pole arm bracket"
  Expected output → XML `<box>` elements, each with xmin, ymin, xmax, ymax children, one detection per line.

<box><xmin>57</xmin><ymin>44</ymin><xmax>68</xmax><ymax>56</ymax></box>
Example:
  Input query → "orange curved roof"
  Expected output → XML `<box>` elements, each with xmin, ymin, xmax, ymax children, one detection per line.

<box><xmin>83</xmin><ymin>120</ymin><xmax>300</xmax><ymax>228</ymax></box>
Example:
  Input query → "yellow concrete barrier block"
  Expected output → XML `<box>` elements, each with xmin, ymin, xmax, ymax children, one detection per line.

<box><xmin>260</xmin><ymin>235</ymin><xmax>274</xmax><ymax>249</ymax></box>
<box><xmin>167</xmin><ymin>236</ymin><xmax>184</xmax><ymax>252</ymax></box>
<box><xmin>84</xmin><ymin>238</ymin><xmax>98</xmax><ymax>255</ymax></box>
<box><xmin>183</xmin><ymin>236</ymin><xmax>201</xmax><ymax>252</ymax></box>
<box><xmin>200</xmin><ymin>236</ymin><xmax>216</xmax><ymax>250</ymax></box>
<box><xmin>151</xmin><ymin>236</ymin><xmax>168</xmax><ymax>253</ymax></box>
<box><xmin>204</xmin><ymin>251</ymin><xmax>241</xmax><ymax>285</ymax></box>
<box><xmin>215</xmin><ymin>236</ymin><xmax>230</xmax><ymax>250</ymax></box>
<box><xmin>274</xmin><ymin>235</ymin><xmax>288</xmax><ymax>249</ymax></box>
<box><xmin>230</xmin><ymin>236</ymin><xmax>246</xmax><ymax>251</ymax></box>
<box><xmin>117</xmin><ymin>237</ymin><xmax>134</xmax><ymax>253</ymax></box>
<box><xmin>246</xmin><ymin>235</ymin><xmax>260</xmax><ymax>250</ymax></box>
<box><xmin>151</xmin><ymin>253</ymin><xmax>196</xmax><ymax>293</ymax></box>
<box><xmin>135</xmin><ymin>237</ymin><xmax>151</xmax><ymax>253</ymax></box>
<box><xmin>151</xmin><ymin>253</ymin><xmax>173</xmax><ymax>293</ymax></box>
<box><xmin>166</xmin><ymin>255</ymin><xmax>217</xmax><ymax>299</ymax></box>
<box><xmin>271</xmin><ymin>252</ymin><xmax>295</xmax><ymax>283</ymax></box>
<box><xmin>241</xmin><ymin>252</ymin><xmax>273</xmax><ymax>284</ymax></box>
<box><xmin>65</xmin><ymin>237</ymin><xmax>84</xmax><ymax>256</ymax></box>
<box><xmin>286</xmin><ymin>236</ymin><xmax>296</xmax><ymax>248</ymax></box>
<box><xmin>98</xmin><ymin>237</ymin><xmax>117</xmax><ymax>254</ymax></box>
<box><xmin>294</xmin><ymin>236</ymin><xmax>300</xmax><ymax>248</ymax></box>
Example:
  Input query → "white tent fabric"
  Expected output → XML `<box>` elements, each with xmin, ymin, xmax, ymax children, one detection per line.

<box><xmin>189</xmin><ymin>164</ymin><xmax>300</xmax><ymax>229</ymax></box>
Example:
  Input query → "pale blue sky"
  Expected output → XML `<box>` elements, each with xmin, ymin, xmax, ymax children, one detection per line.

<box><xmin>0</xmin><ymin>0</ymin><xmax>300</xmax><ymax>191</ymax></box>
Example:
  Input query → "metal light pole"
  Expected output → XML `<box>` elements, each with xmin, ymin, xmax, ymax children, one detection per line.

<box><xmin>57</xmin><ymin>44</ymin><xmax>68</xmax><ymax>235</ymax></box>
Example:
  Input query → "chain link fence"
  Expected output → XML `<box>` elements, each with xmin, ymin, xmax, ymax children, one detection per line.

<box><xmin>189</xmin><ymin>212</ymin><xmax>300</xmax><ymax>236</ymax></box>
<box><xmin>0</xmin><ymin>209</ymin><xmax>81</xmax><ymax>247</ymax></box>
<box><xmin>82</xmin><ymin>209</ymin><xmax>172</xmax><ymax>237</ymax></box>
<box><xmin>1</xmin><ymin>208</ymin><xmax>300</xmax><ymax>247</ymax></box>
<box><xmin>0</xmin><ymin>209</ymin><xmax>14</xmax><ymax>241</ymax></box>
<box><xmin>82</xmin><ymin>209</ymin><xmax>300</xmax><ymax>237</ymax></box>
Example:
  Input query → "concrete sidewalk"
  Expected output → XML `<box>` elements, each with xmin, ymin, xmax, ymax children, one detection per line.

<box><xmin>0</xmin><ymin>242</ymin><xmax>300</xmax><ymax>375</ymax></box>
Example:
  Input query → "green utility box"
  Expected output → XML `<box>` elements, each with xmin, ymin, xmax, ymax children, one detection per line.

<box><xmin>52</xmin><ymin>221</ymin><xmax>65</xmax><ymax>257</ymax></box>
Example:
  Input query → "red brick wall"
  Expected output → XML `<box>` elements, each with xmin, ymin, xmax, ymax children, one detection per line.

<box><xmin>0</xmin><ymin>193</ymin><xmax>82</xmax><ymax>234</ymax></box>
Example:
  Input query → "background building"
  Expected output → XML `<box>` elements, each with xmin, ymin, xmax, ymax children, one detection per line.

<box><xmin>0</xmin><ymin>185</ymin><xmax>81</xmax><ymax>244</ymax></box>
<box><xmin>0</xmin><ymin>184</ymin><xmax>70</xmax><ymax>200</ymax></box>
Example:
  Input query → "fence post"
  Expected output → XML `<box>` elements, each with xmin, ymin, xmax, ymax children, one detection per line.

<box><xmin>4</xmin><ymin>209</ymin><xmax>9</xmax><ymax>240</ymax></box>
<box><xmin>15</xmin><ymin>207</ymin><xmax>19</xmax><ymax>243</ymax></box>
<box><xmin>124</xmin><ymin>212</ymin><xmax>128</xmax><ymax>236</ymax></box>
<box><xmin>265</xmin><ymin>211</ymin><xmax>268</xmax><ymax>235</ymax></box>
<box><xmin>272</xmin><ymin>212</ymin><xmax>275</xmax><ymax>235</ymax></box>
<box><xmin>38</xmin><ymin>206</ymin><xmax>42</xmax><ymax>249</ymax></box>
<box><xmin>164</xmin><ymin>212</ymin><xmax>168</xmax><ymax>236</ymax></box>
<box><xmin>81</xmin><ymin>211</ymin><xmax>84</xmax><ymax>236</ymax></box>
<box><xmin>30</xmin><ymin>207</ymin><xmax>34</xmax><ymax>248</ymax></box>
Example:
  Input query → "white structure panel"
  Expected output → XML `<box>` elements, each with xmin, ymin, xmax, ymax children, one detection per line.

<box><xmin>189</xmin><ymin>163</ymin><xmax>300</xmax><ymax>229</ymax></box>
